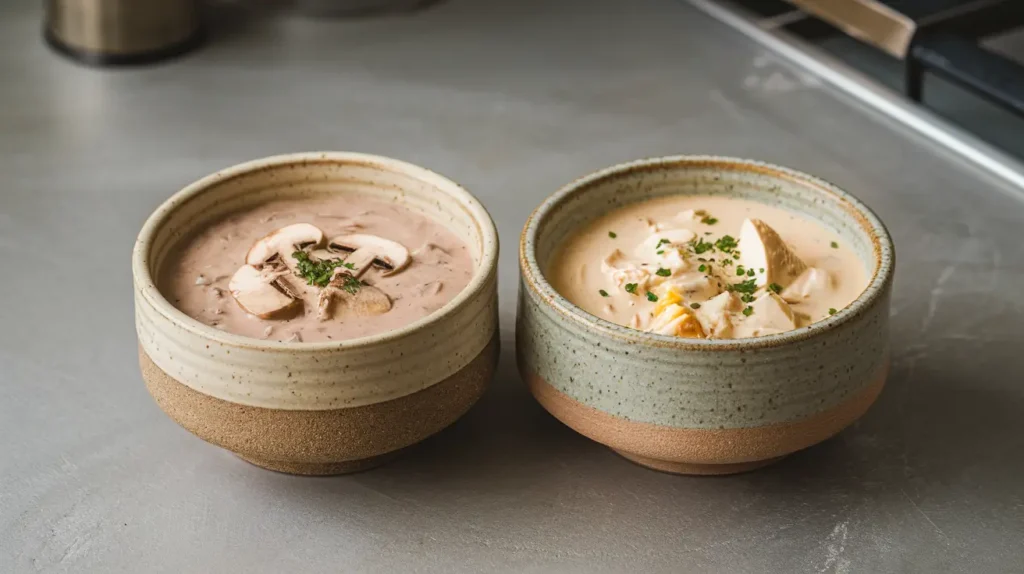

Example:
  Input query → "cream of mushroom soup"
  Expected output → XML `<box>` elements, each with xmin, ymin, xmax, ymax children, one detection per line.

<box><xmin>548</xmin><ymin>195</ymin><xmax>868</xmax><ymax>339</ymax></box>
<box><xmin>161</xmin><ymin>196</ymin><xmax>474</xmax><ymax>343</ymax></box>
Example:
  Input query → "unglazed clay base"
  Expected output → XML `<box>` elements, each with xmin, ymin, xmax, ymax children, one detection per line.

<box><xmin>141</xmin><ymin>335</ymin><xmax>497</xmax><ymax>476</ymax></box>
<box><xmin>525</xmin><ymin>365</ymin><xmax>886</xmax><ymax>476</ymax></box>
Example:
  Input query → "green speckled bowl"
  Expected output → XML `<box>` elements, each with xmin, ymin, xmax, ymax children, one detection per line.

<box><xmin>517</xmin><ymin>156</ymin><xmax>894</xmax><ymax>475</ymax></box>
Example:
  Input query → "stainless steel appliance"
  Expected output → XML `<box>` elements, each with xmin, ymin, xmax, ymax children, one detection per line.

<box><xmin>44</xmin><ymin>0</ymin><xmax>203</xmax><ymax>66</ymax></box>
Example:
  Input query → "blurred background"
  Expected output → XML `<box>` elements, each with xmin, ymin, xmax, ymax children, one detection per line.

<box><xmin>39</xmin><ymin>0</ymin><xmax>1024</xmax><ymax>159</ymax></box>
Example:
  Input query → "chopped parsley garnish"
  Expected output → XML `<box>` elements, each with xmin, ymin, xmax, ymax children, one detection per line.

<box><xmin>735</xmin><ymin>266</ymin><xmax>746</xmax><ymax>276</ymax></box>
<box><xmin>690</xmin><ymin>302</ymin><xmax>701</xmax><ymax>309</ymax></box>
<box><xmin>742</xmin><ymin>306</ymin><xmax>754</xmax><ymax>316</ymax></box>
<box><xmin>704</xmin><ymin>231</ymin><xmax>713</xmax><ymax>236</ymax></box>
<box><xmin>830</xmin><ymin>241</ymin><xmax>839</xmax><ymax>248</ymax></box>
<box><xmin>655</xmin><ymin>268</ymin><xmax>671</xmax><ymax>277</ymax></box>
<box><xmin>768</xmin><ymin>283</ymin><xmax>783</xmax><ymax>294</ymax></box>
<box><xmin>609</xmin><ymin>231</ymin><xmax>617</xmax><ymax>239</ymax></box>
<box><xmin>599</xmin><ymin>289</ymin><xmax>609</xmax><ymax>297</ymax></box>
<box><xmin>293</xmin><ymin>251</ymin><xmax>356</xmax><ymax>288</ymax></box>
<box><xmin>657</xmin><ymin>238</ymin><xmax>670</xmax><ymax>247</ymax></box>
<box><xmin>721</xmin><ymin>259</ymin><xmax>732</xmax><ymax>266</ymax></box>
<box><xmin>740</xmin><ymin>293</ymin><xmax>755</xmax><ymax>303</ymax></box>
<box><xmin>759</xmin><ymin>268</ymin><xmax>765</xmax><ymax>273</ymax></box>
<box><xmin>728</xmin><ymin>278</ymin><xmax>758</xmax><ymax>294</ymax></box>
<box><xmin>714</xmin><ymin>235</ymin><xmax>738</xmax><ymax>252</ymax></box>
<box><xmin>746</xmin><ymin>268</ymin><xmax>755</xmax><ymax>277</ymax></box>
<box><xmin>698</xmin><ymin>264</ymin><xmax>707</xmax><ymax>272</ymax></box>
<box><xmin>336</xmin><ymin>274</ymin><xmax>364</xmax><ymax>295</ymax></box>
<box><xmin>691</xmin><ymin>237</ymin><xmax>714</xmax><ymax>254</ymax></box>
<box><xmin>701</xmin><ymin>216</ymin><xmax>719</xmax><ymax>225</ymax></box>
<box><xmin>829</xmin><ymin>308</ymin><xmax>838</xmax><ymax>315</ymax></box>
<box><xmin>656</xmin><ymin>250</ymin><xmax>665</xmax><ymax>255</ymax></box>
<box><xmin>624</xmin><ymin>283</ymin><xmax>638</xmax><ymax>294</ymax></box>
<box><xmin>646</xmin><ymin>291</ymin><xmax>658</xmax><ymax>302</ymax></box>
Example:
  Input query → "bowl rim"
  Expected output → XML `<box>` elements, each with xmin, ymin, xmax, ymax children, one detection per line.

<box><xmin>519</xmin><ymin>155</ymin><xmax>894</xmax><ymax>352</ymax></box>
<box><xmin>133</xmin><ymin>151</ymin><xmax>499</xmax><ymax>352</ymax></box>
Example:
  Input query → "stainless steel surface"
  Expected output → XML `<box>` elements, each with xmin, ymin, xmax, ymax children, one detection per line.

<box><xmin>45</xmin><ymin>0</ymin><xmax>200</xmax><ymax>58</ymax></box>
<box><xmin>2</xmin><ymin>0</ymin><xmax>1023</xmax><ymax>571</ymax></box>
<box><xmin>691</xmin><ymin>0</ymin><xmax>1024</xmax><ymax>194</ymax></box>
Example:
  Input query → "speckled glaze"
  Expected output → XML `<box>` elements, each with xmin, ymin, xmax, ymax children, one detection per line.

<box><xmin>517</xmin><ymin>156</ymin><xmax>894</xmax><ymax>475</ymax></box>
<box><xmin>133</xmin><ymin>152</ymin><xmax>499</xmax><ymax>475</ymax></box>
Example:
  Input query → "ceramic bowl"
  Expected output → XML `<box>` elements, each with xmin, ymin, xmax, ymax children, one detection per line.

<box><xmin>133</xmin><ymin>152</ymin><xmax>499</xmax><ymax>475</ymax></box>
<box><xmin>517</xmin><ymin>156</ymin><xmax>893</xmax><ymax>475</ymax></box>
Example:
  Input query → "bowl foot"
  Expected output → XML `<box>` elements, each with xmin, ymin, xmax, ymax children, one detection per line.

<box><xmin>237</xmin><ymin>450</ymin><xmax>401</xmax><ymax>476</ymax></box>
<box><xmin>612</xmin><ymin>449</ymin><xmax>784</xmax><ymax>476</ymax></box>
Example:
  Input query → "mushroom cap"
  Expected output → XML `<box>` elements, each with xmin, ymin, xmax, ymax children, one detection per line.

<box><xmin>246</xmin><ymin>223</ymin><xmax>325</xmax><ymax>266</ymax></box>
<box><xmin>328</xmin><ymin>234</ymin><xmax>410</xmax><ymax>276</ymax></box>
<box><xmin>228</xmin><ymin>264</ymin><xmax>299</xmax><ymax>319</ymax></box>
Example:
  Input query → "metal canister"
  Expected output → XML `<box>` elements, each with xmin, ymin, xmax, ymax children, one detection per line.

<box><xmin>44</xmin><ymin>0</ymin><xmax>203</xmax><ymax>66</ymax></box>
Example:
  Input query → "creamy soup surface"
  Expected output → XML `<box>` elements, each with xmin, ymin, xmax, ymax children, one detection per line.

<box><xmin>161</xmin><ymin>195</ymin><xmax>475</xmax><ymax>343</ymax></box>
<box><xmin>548</xmin><ymin>195</ymin><xmax>869</xmax><ymax>339</ymax></box>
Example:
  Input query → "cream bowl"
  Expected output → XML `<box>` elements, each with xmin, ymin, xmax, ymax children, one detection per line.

<box><xmin>133</xmin><ymin>152</ymin><xmax>499</xmax><ymax>475</ymax></box>
<box><xmin>517</xmin><ymin>156</ymin><xmax>893</xmax><ymax>475</ymax></box>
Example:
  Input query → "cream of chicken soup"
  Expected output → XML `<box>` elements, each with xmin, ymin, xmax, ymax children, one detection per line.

<box><xmin>548</xmin><ymin>196</ymin><xmax>868</xmax><ymax>339</ymax></box>
<box><xmin>161</xmin><ymin>196</ymin><xmax>474</xmax><ymax>343</ymax></box>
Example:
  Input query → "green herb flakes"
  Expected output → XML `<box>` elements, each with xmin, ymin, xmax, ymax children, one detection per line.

<box><xmin>714</xmin><ymin>235</ymin><xmax>738</xmax><ymax>252</ymax></box>
<box><xmin>691</xmin><ymin>238</ymin><xmax>714</xmax><ymax>254</ymax></box>
<box><xmin>768</xmin><ymin>283</ymin><xmax>783</xmax><ymax>294</ymax></box>
<box><xmin>624</xmin><ymin>283</ymin><xmax>638</xmax><ymax>295</ymax></box>
<box><xmin>293</xmin><ymin>251</ymin><xmax>356</xmax><ymax>289</ymax></box>
<box><xmin>728</xmin><ymin>278</ymin><xmax>758</xmax><ymax>294</ymax></box>
<box><xmin>735</xmin><ymin>266</ymin><xmax>746</xmax><ymax>276</ymax></box>
<box><xmin>698</xmin><ymin>264</ymin><xmax>707</xmax><ymax>272</ymax></box>
<box><xmin>656</xmin><ymin>268</ymin><xmax>671</xmax><ymax>277</ymax></box>
<box><xmin>599</xmin><ymin>289</ymin><xmax>609</xmax><ymax>297</ymax></box>
<box><xmin>690</xmin><ymin>302</ymin><xmax>701</xmax><ymax>309</ymax></box>
<box><xmin>746</xmin><ymin>268</ymin><xmax>755</xmax><ymax>277</ymax></box>
<box><xmin>646</xmin><ymin>291</ymin><xmax>658</xmax><ymax>302</ymax></box>
<box><xmin>701</xmin><ymin>216</ymin><xmax>719</xmax><ymax>225</ymax></box>
<box><xmin>829</xmin><ymin>308</ymin><xmax>837</xmax><ymax>315</ymax></box>
<box><xmin>831</xmin><ymin>241</ymin><xmax>838</xmax><ymax>248</ymax></box>
<box><xmin>742</xmin><ymin>306</ymin><xmax>754</xmax><ymax>317</ymax></box>
<box><xmin>609</xmin><ymin>231</ymin><xmax>617</xmax><ymax>239</ymax></box>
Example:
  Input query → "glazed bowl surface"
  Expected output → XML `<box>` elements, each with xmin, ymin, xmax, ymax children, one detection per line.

<box><xmin>133</xmin><ymin>152</ymin><xmax>499</xmax><ymax>475</ymax></box>
<box><xmin>517</xmin><ymin>156</ymin><xmax>893</xmax><ymax>475</ymax></box>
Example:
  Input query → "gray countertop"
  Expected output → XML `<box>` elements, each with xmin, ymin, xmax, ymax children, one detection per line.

<box><xmin>2</xmin><ymin>0</ymin><xmax>1023</xmax><ymax>572</ymax></box>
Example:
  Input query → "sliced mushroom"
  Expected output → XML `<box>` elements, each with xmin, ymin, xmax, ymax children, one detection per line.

<box><xmin>327</xmin><ymin>234</ymin><xmax>410</xmax><ymax>277</ymax></box>
<box><xmin>344</xmin><ymin>284</ymin><xmax>392</xmax><ymax>316</ymax></box>
<box><xmin>309</xmin><ymin>248</ymin><xmax>340</xmax><ymax>262</ymax></box>
<box><xmin>246</xmin><ymin>223</ymin><xmax>325</xmax><ymax>269</ymax></box>
<box><xmin>228</xmin><ymin>264</ymin><xmax>300</xmax><ymax>319</ymax></box>
<box><xmin>317</xmin><ymin>275</ymin><xmax>392</xmax><ymax>321</ymax></box>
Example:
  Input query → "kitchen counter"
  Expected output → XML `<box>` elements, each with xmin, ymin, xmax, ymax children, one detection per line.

<box><xmin>2</xmin><ymin>0</ymin><xmax>1022</xmax><ymax>571</ymax></box>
